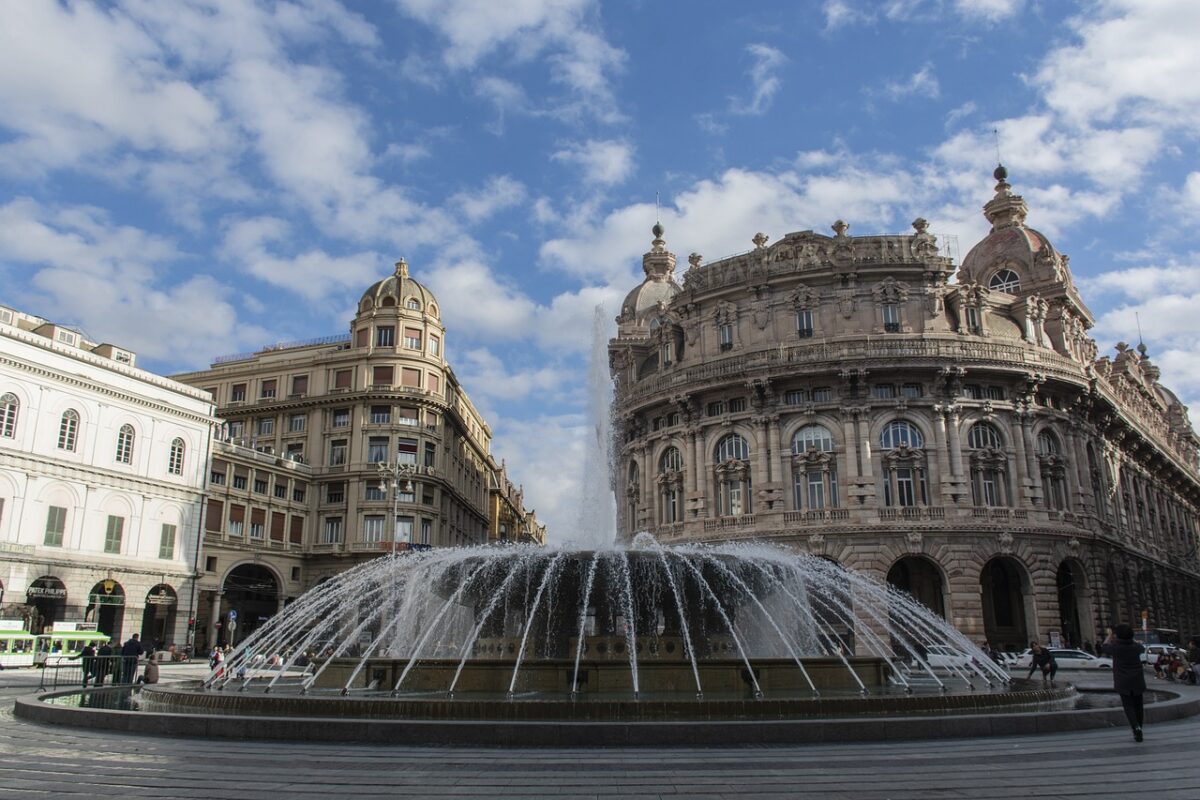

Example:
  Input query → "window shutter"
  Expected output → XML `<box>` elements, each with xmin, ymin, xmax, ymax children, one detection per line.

<box><xmin>205</xmin><ymin>499</ymin><xmax>223</xmax><ymax>532</ymax></box>
<box><xmin>289</xmin><ymin>515</ymin><xmax>304</xmax><ymax>544</ymax></box>
<box><xmin>401</xmin><ymin>368</ymin><xmax>421</xmax><ymax>388</ymax></box>
<box><xmin>270</xmin><ymin>511</ymin><xmax>285</xmax><ymax>541</ymax></box>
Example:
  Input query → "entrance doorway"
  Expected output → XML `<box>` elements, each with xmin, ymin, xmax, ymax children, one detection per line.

<box><xmin>887</xmin><ymin>556</ymin><xmax>946</xmax><ymax>618</ymax></box>
<box><xmin>140</xmin><ymin>584</ymin><xmax>178</xmax><ymax>649</ymax></box>
<box><xmin>25</xmin><ymin>576</ymin><xmax>68</xmax><ymax>634</ymax></box>
<box><xmin>980</xmin><ymin>556</ymin><xmax>1031</xmax><ymax>651</ymax></box>
<box><xmin>220</xmin><ymin>564</ymin><xmax>280</xmax><ymax>647</ymax></box>
<box><xmin>85</xmin><ymin>580</ymin><xmax>125</xmax><ymax>640</ymax></box>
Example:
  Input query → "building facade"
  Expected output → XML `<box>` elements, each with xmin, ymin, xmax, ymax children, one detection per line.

<box><xmin>0</xmin><ymin>306</ymin><xmax>215</xmax><ymax>647</ymax></box>
<box><xmin>609</xmin><ymin>168</ymin><xmax>1200</xmax><ymax>650</ymax></box>
<box><xmin>173</xmin><ymin>260</ymin><xmax>542</xmax><ymax>649</ymax></box>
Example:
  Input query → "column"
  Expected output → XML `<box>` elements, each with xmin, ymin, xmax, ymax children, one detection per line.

<box><xmin>1010</xmin><ymin>411</ymin><xmax>1031</xmax><ymax>505</ymax></box>
<box><xmin>1062</xmin><ymin>426</ymin><xmax>1081</xmax><ymax>509</ymax></box>
<box><xmin>947</xmin><ymin>406</ymin><xmax>964</xmax><ymax>478</ymax></box>
<box><xmin>694</xmin><ymin>429</ymin><xmax>709</xmax><ymax>518</ymax></box>
<box><xmin>209</xmin><ymin>591</ymin><xmax>222</xmax><ymax>648</ymax></box>
<box><xmin>1020</xmin><ymin>411</ymin><xmax>1041</xmax><ymax>503</ymax></box>
<box><xmin>932</xmin><ymin>405</ymin><xmax>951</xmax><ymax>499</ymax></box>
<box><xmin>841</xmin><ymin>411</ymin><xmax>860</xmax><ymax>477</ymax></box>
<box><xmin>856</xmin><ymin>408</ymin><xmax>873</xmax><ymax>478</ymax></box>
<box><xmin>770</xmin><ymin>416</ymin><xmax>786</xmax><ymax>486</ymax></box>
<box><xmin>753</xmin><ymin>417</ymin><xmax>770</xmax><ymax>494</ymax></box>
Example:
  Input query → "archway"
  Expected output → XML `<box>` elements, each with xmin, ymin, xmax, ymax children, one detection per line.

<box><xmin>810</xmin><ymin>557</ymin><xmax>855</xmax><ymax>655</ymax></box>
<box><xmin>220</xmin><ymin>564</ymin><xmax>280</xmax><ymax>647</ymax></box>
<box><xmin>887</xmin><ymin>556</ymin><xmax>946</xmax><ymax>618</ymax></box>
<box><xmin>25</xmin><ymin>576</ymin><xmax>68</xmax><ymax>634</ymax></box>
<box><xmin>85</xmin><ymin>580</ymin><xmax>125</xmax><ymax>640</ymax></box>
<box><xmin>980</xmin><ymin>556</ymin><xmax>1031</xmax><ymax>651</ymax></box>
<box><xmin>140</xmin><ymin>584</ymin><xmax>178</xmax><ymax>650</ymax></box>
<box><xmin>1056</xmin><ymin>560</ymin><xmax>1093</xmax><ymax>649</ymax></box>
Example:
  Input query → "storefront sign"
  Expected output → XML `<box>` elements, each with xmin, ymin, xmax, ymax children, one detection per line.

<box><xmin>26</xmin><ymin>585</ymin><xmax>67</xmax><ymax>599</ymax></box>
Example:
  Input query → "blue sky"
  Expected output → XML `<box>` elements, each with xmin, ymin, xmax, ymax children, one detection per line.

<box><xmin>2</xmin><ymin>0</ymin><xmax>1199</xmax><ymax>539</ymax></box>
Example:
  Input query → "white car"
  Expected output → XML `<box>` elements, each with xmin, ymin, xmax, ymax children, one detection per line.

<box><xmin>1014</xmin><ymin>648</ymin><xmax>1112</xmax><ymax>670</ymax></box>
<box><xmin>922</xmin><ymin>645</ymin><xmax>974</xmax><ymax>669</ymax></box>
<box><xmin>1139</xmin><ymin>643</ymin><xmax>1181</xmax><ymax>665</ymax></box>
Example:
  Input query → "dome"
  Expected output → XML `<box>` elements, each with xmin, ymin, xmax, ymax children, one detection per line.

<box><xmin>959</xmin><ymin>224</ymin><xmax>1059</xmax><ymax>287</ymax></box>
<box><xmin>620</xmin><ymin>276</ymin><xmax>682</xmax><ymax>324</ymax></box>
<box><xmin>359</xmin><ymin>259</ymin><xmax>439</xmax><ymax>316</ymax></box>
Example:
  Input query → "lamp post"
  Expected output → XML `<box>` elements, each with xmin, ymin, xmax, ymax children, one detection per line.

<box><xmin>376</xmin><ymin>457</ymin><xmax>418</xmax><ymax>556</ymax></box>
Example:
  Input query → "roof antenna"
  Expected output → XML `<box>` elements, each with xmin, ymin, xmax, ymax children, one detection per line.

<box><xmin>993</xmin><ymin>127</ymin><xmax>1002</xmax><ymax>165</ymax></box>
<box><xmin>1135</xmin><ymin>311</ymin><xmax>1147</xmax><ymax>356</ymax></box>
<box><xmin>655</xmin><ymin>191</ymin><xmax>660</xmax><ymax>224</ymax></box>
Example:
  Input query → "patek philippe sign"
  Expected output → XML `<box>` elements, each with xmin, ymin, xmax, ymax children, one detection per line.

<box><xmin>26</xmin><ymin>585</ymin><xmax>67</xmax><ymax>599</ymax></box>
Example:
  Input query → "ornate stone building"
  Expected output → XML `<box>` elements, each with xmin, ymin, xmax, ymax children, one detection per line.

<box><xmin>173</xmin><ymin>260</ymin><xmax>543</xmax><ymax>649</ymax></box>
<box><xmin>610</xmin><ymin>168</ymin><xmax>1200</xmax><ymax>650</ymax></box>
<box><xmin>0</xmin><ymin>305</ymin><xmax>215</xmax><ymax>646</ymax></box>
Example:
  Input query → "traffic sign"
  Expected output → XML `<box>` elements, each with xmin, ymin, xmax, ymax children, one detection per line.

<box><xmin>228</xmin><ymin>609</ymin><xmax>238</xmax><ymax>620</ymax></box>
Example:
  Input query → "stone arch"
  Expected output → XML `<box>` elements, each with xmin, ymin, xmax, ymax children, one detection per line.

<box><xmin>1055</xmin><ymin>557</ymin><xmax>1094</xmax><ymax>649</ymax></box>
<box><xmin>140</xmin><ymin>583</ymin><xmax>178</xmax><ymax>649</ymax></box>
<box><xmin>867</xmin><ymin>412</ymin><xmax>934</xmax><ymax>446</ymax></box>
<box><xmin>887</xmin><ymin>554</ymin><xmax>948</xmax><ymax>619</ymax></box>
<box><xmin>780</xmin><ymin>413</ymin><xmax>845</xmax><ymax>450</ymax></box>
<box><xmin>219</xmin><ymin>562</ymin><xmax>283</xmax><ymax>647</ymax></box>
<box><xmin>25</xmin><ymin>575</ymin><xmax>68</xmax><ymax>635</ymax></box>
<box><xmin>85</xmin><ymin>578</ymin><xmax>125</xmax><ymax>640</ymax></box>
<box><xmin>979</xmin><ymin>554</ymin><xmax>1035</xmax><ymax>650</ymax></box>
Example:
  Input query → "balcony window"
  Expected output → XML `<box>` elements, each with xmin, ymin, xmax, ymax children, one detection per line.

<box><xmin>373</xmin><ymin>366</ymin><xmax>394</xmax><ymax>386</ymax></box>
<box><xmin>404</xmin><ymin>327</ymin><xmax>422</xmax><ymax>350</ymax></box>
<box><xmin>331</xmin><ymin>409</ymin><xmax>350</xmax><ymax>428</ymax></box>
<box><xmin>883</xmin><ymin>303</ymin><xmax>900</xmax><ymax>333</ymax></box>
<box><xmin>718</xmin><ymin>323</ymin><xmax>733</xmax><ymax>351</ymax></box>
<box><xmin>326</xmin><ymin>483</ymin><xmax>345</xmax><ymax>503</ymax></box>
<box><xmin>233</xmin><ymin>474</ymin><xmax>248</xmax><ymax>490</ymax></box>
<box><xmin>334</xmin><ymin>370</ymin><xmax>352</xmax><ymax>390</ymax></box>
<box><xmin>290</xmin><ymin>375</ymin><xmax>308</xmax><ymax>396</ymax></box>
<box><xmin>376</xmin><ymin>326</ymin><xmax>395</xmax><ymax>347</ymax></box>
<box><xmin>370</xmin><ymin>405</ymin><xmax>391</xmax><ymax>424</ymax></box>
<box><xmin>397</xmin><ymin>437</ymin><xmax>418</xmax><ymax>464</ymax></box>
<box><xmin>260</xmin><ymin>379</ymin><xmax>277</xmax><ymax>399</ymax></box>
<box><xmin>429</xmin><ymin>335</ymin><xmax>440</xmax><ymax>356</ymax></box>
<box><xmin>231</xmin><ymin>384</ymin><xmax>246</xmax><ymax>402</ymax></box>
<box><xmin>398</xmin><ymin>407</ymin><xmax>419</xmax><ymax>426</ymax></box>
<box><xmin>322</xmin><ymin>517</ymin><xmax>343</xmax><ymax>544</ymax></box>
<box><xmin>289</xmin><ymin>414</ymin><xmax>306</xmax><ymax>433</ymax></box>
<box><xmin>367</xmin><ymin>436</ymin><xmax>389</xmax><ymax>463</ymax></box>
<box><xmin>329</xmin><ymin>440</ymin><xmax>347</xmax><ymax>466</ymax></box>
<box><xmin>257</xmin><ymin>417</ymin><xmax>274</xmax><ymax>436</ymax></box>
<box><xmin>796</xmin><ymin>309</ymin><xmax>814</xmax><ymax>338</ymax></box>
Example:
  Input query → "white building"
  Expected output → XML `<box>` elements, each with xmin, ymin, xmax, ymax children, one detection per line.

<box><xmin>0</xmin><ymin>305</ymin><xmax>216</xmax><ymax>649</ymax></box>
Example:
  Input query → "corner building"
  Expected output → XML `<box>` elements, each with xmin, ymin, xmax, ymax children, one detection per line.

<box><xmin>174</xmin><ymin>260</ymin><xmax>539</xmax><ymax>650</ymax></box>
<box><xmin>610</xmin><ymin>169</ymin><xmax>1200</xmax><ymax>651</ymax></box>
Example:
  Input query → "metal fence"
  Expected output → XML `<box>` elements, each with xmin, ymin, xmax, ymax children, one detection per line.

<box><xmin>37</xmin><ymin>655</ymin><xmax>145</xmax><ymax>691</ymax></box>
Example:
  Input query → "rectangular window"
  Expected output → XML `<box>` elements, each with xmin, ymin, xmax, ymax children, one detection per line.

<box><xmin>367</xmin><ymin>436</ymin><xmax>389</xmax><ymax>463</ymax></box>
<box><xmin>285</xmin><ymin>443</ymin><xmax>304</xmax><ymax>462</ymax></box>
<box><xmin>963</xmin><ymin>385</ymin><xmax>983</xmax><ymax>400</ymax></box>
<box><xmin>206</xmin><ymin>499</ymin><xmax>223</xmax><ymax>532</ymax></box>
<box><xmin>326</xmin><ymin>483</ymin><xmax>345</xmax><ymax>503</ymax></box>
<box><xmin>428</xmin><ymin>374</ymin><xmax>441</xmax><ymax>395</ymax></box>
<box><xmin>260</xmin><ymin>379</ymin><xmax>277</xmax><ymax>399</ymax></box>
<box><xmin>719</xmin><ymin>323</ymin><xmax>733</xmax><ymax>350</ymax></box>
<box><xmin>355</xmin><ymin>328</ymin><xmax>369</xmax><ymax>348</ymax></box>
<box><xmin>399</xmin><ymin>482</ymin><xmax>416</xmax><ymax>503</ymax></box>
<box><xmin>289</xmin><ymin>515</ymin><xmax>304</xmax><ymax>544</ymax></box>
<box><xmin>289</xmin><ymin>414</ymin><xmax>306</xmax><ymax>433</ymax></box>
<box><xmin>290</xmin><ymin>375</ymin><xmax>308</xmax><ymax>396</ymax></box>
<box><xmin>210</xmin><ymin>469</ymin><xmax>226</xmax><ymax>485</ymax></box>
<box><xmin>370</xmin><ymin>405</ymin><xmax>391</xmax><ymax>424</ymax></box>
<box><xmin>293</xmin><ymin>484</ymin><xmax>306</xmax><ymax>503</ymax></box>
<box><xmin>966</xmin><ymin>306</ymin><xmax>981</xmax><ymax>334</ymax></box>
<box><xmin>270</xmin><ymin>511</ymin><xmax>284</xmax><ymax>542</ymax></box>
<box><xmin>404</xmin><ymin>327</ymin><xmax>422</xmax><ymax>350</ymax></box>
<box><xmin>984</xmin><ymin>386</ymin><xmax>1006</xmax><ymax>400</ymax></box>
<box><xmin>811</xmin><ymin>387</ymin><xmax>833</xmax><ymax>402</ymax></box>
<box><xmin>206</xmin><ymin>556</ymin><xmax>218</xmax><ymax>572</ymax></box>
<box><xmin>807</xmin><ymin>472</ymin><xmax>825</xmax><ymax>510</ymax></box>
<box><xmin>376</xmin><ymin>326</ymin><xmax>395</xmax><ymax>347</ymax></box>
<box><xmin>274</xmin><ymin>484</ymin><xmax>287</xmax><ymax>499</ymax></box>
<box><xmin>398</xmin><ymin>407</ymin><xmax>419</xmax><ymax>426</ymax></box>
<box><xmin>253</xmin><ymin>476</ymin><xmax>268</xmax><ymax>494</ymax></box>
<box><xmin>44</xmin><ymin>506</ymin><xmax>67</xmax><ymax>547</ymax></box>
<box><xmin>895</xmin><ymin>468</ymin><xmax>916</xmax><ymax>507</ymax></box>
<box><xmin>420</xmin><ymin>518</ymin><xmax>432</xmax><ymax>546</ymax></box>
<box><xmin>227</xmin><ymin>421</ymin><xmax>244</xmax><ymax>439</ymax></box>
<box><xmin>231</xmin><ymin>383</ymin><xmax>247</xmax><ymax>402</ymax></box>
<box><xmin>257</xmin><ymin>417</ymin><xmax>274</xmax><ymax>436</ymax></box>
<box><xmin>334</xmin><ymin>369</ymin><xmax>352</xmax><ymax>389</ymax></box>
<box><xmin>784</xmin><ymin>390</ymin><xmax>806</xmax><ymax>405</ymax></box>
<box><xmin>728</xmin><ymin>398</ymin><xmax>747</xmax><ymax>412</ymax></box>
<box><xmin>429</xmin><ymin>335</ymin><xmax>440</xmax><ymax>356</ymax></box>
<box><xmin>397</xmin><ymin>437</ymin><xmax>418</xmax><ymax>464</ymax></box>
<box><xmin>229</xmin><ymin>504</ymin><xmax>245</xmax><ymax>537</ymax></box>
<box><xmin>422</xmin><ymin>486</ymin><xmax>435</xmax><ymax>505</ymax></box>
<box><xmin>883</xmin><ymin>303</ymin><xmax>901</xmax><ymax>332</ymax></box>
<box><xmin>329</xmin><ymin>440</ymin><xmax>347</xmax><ymax>466</ymax></box>
<box><xmin>233</xmin><ymin>474</ymin><xmax>248</xmax><ymax>490</ymax></box>
<box><xmin>706</xmin><ymin>401</ymin><xmax>724</xmax><ymax>416</ymax></box>
<box><xmin>902</xmin><ymin>383</ymin><xmax>923</xmax><ymax>398</ymax></box>
<box><xmin>331</xmin><ymin>409</ymin><xmax>350</xmax><ymax>427</ymax></box>
<box><xmin>363</xmin><ymin>515</ymin><xmax>386</xmax><ymax>543</ymax></box>
<box><xmin>322</xmin><ymin>517</ymin><xmax>343</xmax><ymax>544</ymax></box>
<box><xmin>250</xmin><ymin>508</ymin><xmax>265</xmax><ymax>539</ymax></box>
<box><xmin>104</xmin><ymin>515</ymin><xmax>124</xmax><ymax>553</ymax></box>
<box><xmin>365</xmin><ymin>484</ymin><xmax>386</xmax><ymax>501</ymax></box>
<box><xmin>871</xmin><ymin>384</ymin><xmax>897</xmax><ymax>399</ymax></box>
<box><xmin>159</xmin><ymin>523</ymin><xmax>176</xmax><ymax>559</ymax></box>
<box><xmin>401</xmin><ymin>367</ymin><xmax>421</xmax><ymax>388</ymax></box>
<box><xmin>796</xmin><ymin>309</ymin><xmax>814</xmax><ymax>337</ymax></box>
<box><xmin>396</xmin><ymin>515</ymin><xmax>414</xmax><ymax>544</ymax></box>
<box><xmin>373</xmin><ymin>366</ymin><xmax>394</xmax><ymax>386</ymax></box>
<box><xmin>424</xmin><ymin>442</ymin><xmax>436</xmax><ymax>468</ymax></box>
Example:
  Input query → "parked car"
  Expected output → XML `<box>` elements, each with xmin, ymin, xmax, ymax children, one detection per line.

<box><xmin>1139</xmin><ymin>643</ymin><xmax>1182</xmax><ymax>665</ymax></box>
<box><xmin>921</xmin><ymin>645</ymin><xmax>974</xmax><ymax>669</ymax></box>
<box><xmin>1013</xmin><ymin>648</ymin><xmax>1112</xmax><ymax>669</ymax></box>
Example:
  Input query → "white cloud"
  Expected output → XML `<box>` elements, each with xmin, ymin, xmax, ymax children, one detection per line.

<box><xmin>450</xmin><ymin>175</ymin><xmax>528</xmax><ymax>223</ymax></box>
<box><xmin>881</xmin><ymin>64</ymin><xmax>941</xmax><ymax>101</ymax></box>
<box><xmin>945</xmin><ymin>101</ymin><xmax>977</xmax><ymax>129</ymax></box>
<box><xmin>822</xmin><ymin>0</ymin><xmax>872</xmax><ymax>30</ymax></box>
<box><xmin>731</xmin><ymin>44</ymin><xmax>787</xmax><ymax>116</ymax></box>
<box><xmin>0</xmin><ymin>198</ymin><xmax>265</xmax><ymax>366</ymax></box>
<box><xmin>423</xmin><ymin>258</ymin><xmax>539</xmax><ymax>341</ymax></box>
<box><xmin>552</xmin><ymin>139</ymin><xmax>635</xmax><ymax>186</ymax></box>
<box><xmin>953</xmin><ymin>0</ymin><xmax>1023</xmax><ymax>21</ymax></box>
<box><xmin>457</xmin><ymin>348</ymin><xmax>568</xmax><ymax>402</ymax></box>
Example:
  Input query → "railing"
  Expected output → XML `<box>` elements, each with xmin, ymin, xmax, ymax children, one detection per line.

<box><xmin>212</xmin><ymin>333</ymin><xmax>351</xmax><ymax>364</ymax></box>
<box><xmin>38</xmin><ymin>655</ymin><xmax>139</xmax><ymax>691</ymax></box>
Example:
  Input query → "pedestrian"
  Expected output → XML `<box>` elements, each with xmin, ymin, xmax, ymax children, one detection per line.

<box><xmin>120</xmin><ymin>634</ymin><xmax>144</xmax><ymax>684</ymax></box>
<box><xmin>76</xmin><ymin>642</ymin><xmax>97</xmax><ymax>687</ymax></box>
<box><xmin>1026</xmin><ymin>641</ymin><xmax>1057</xmax><ymax>682</ymax></box>
<box><xmin>137</xmin><ymin>651</ymin><xmax>160</xmax><ymax>685</ymax></box>
<box><xmin>96</xmin><ymin>639</ymin><xmax>115</xmax><ymax>685</ymax></box>
<box><xmin>1102</xmin><ymin>624</ymin><xmax>1147</xmax><ymax>742</ymax></box>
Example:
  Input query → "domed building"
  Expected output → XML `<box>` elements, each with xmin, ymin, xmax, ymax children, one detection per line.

<box><xmin>173</xmin><ymin>259</ymin><xmax>544</xmax><ymax>652</ymax></box>
<box><xmin>609</xmin><ymin>169</ymin><xmax>1200</xmax><ymax>651</ymax></box>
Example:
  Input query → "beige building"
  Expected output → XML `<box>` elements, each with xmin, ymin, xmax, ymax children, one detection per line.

<box><xmin>610</xmin><ymin>167</ymin><xmax>1200</xmax><ymax>650</ymax></box>
<box><xmin>174</xmin><ymin>260</ymin><xmax>540</xmax><ymax>649</ymax></box>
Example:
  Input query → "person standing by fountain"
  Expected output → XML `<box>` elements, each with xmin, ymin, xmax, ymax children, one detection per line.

<box><xmin>120</xmin><ymin>634</ymin><xmax>144</xmax><ymax>684</ymax></box>
<box><xmin>1103</xmin><ymin>624</ymin><xmax>1146</xmax><ymax>742</ymax></box>
<box><xmin>1025</xmin><ymin>642</ymin><xmax>1057</xmax><ymax>683</ymax></box>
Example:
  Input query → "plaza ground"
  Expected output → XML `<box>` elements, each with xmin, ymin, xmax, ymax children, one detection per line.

<box><xmin>2</xmin><ymin>664</ymin><xmax>1199</xmax><ymax>799</ymax></box>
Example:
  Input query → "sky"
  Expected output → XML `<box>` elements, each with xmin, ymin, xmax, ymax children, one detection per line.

<box><xmin>2</xmin><ymin>0</ymin><xmax>1199</xmax><ymax>541</ymax></box>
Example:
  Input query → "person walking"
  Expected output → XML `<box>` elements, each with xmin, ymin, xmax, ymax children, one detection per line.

<box><xmin>1103</xmin><ymin>624</ymin><xmax>1147</xmax><ymax>742</ymax></box>
<box><xmin>76</xmin><ymin>642</ymin><xmax>97</xmax><ymax>687</ymax></box>
<box><xmin>120</xmin><ymin>634</ymin><xmax>144</xmax><ymax>684</ymax></box>
<box><xmin>95</xmin><ymin>639</ymin><xmax>115</xmax><ymax>685</ymax></box>
<box><xmin>1026</xmin><ymin>641</ymin><xmax>1057</xmax><ymax>682</ymax></box>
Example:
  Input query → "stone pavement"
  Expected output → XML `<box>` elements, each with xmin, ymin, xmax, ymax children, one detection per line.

<box><xmin>2</xmin><ymin>666</ymin><xmax>1198</xmax><ymax>800</ymax></box>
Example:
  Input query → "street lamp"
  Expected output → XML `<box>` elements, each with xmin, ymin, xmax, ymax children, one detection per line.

<box><xmin>376</xmin><ymin>457</ymin><xmax>418</xmax><ymax>556</ymax></box>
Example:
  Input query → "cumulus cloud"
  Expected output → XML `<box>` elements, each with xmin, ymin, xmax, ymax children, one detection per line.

<box><xmin>952</xmin><ymin>0</ymin><xmax>1023</xmax><ymax>21</ymax></box>
<box><xmin>880</xmin><ymin>63</ymin><xmax>941</xmax><ymax>101</ymax></box>
<box><xmin>552</xmin><ymin>139</ymin><xmax>635</xmax><ymax>186</ymax></box>
<box><xmin>449</xmin><ymin>175</ymin><xmax>528</xmax><ymax>223</ymax></box>
<box><xmin>731</xmin><ymin>44</ymin><xmax>787</xmax><ymax>116</ymax></box>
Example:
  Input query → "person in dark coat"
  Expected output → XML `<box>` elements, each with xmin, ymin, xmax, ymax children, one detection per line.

<box><xmin>1102</xmin><ymin>624</ymin><xmax>1147</xmax><ymax>741</ymax></box>
<box><xmin>1025</xmin><ymin>641</ymin><xmax>1057</xmax><ymax>682</ymax></box>
<box><xmin>75</xmin><ymin>642</ymin><xmax>97</xmax><ymax>687</ymax></box>
<box><xmin>120</xmin><ymin>634</ymin><xmax>144</xmax><ymax>684</ymax></box>
<box><xmin>95</xmin><ymin>640</ymin><xmax>115</xmax><ymax>685</ymax></box>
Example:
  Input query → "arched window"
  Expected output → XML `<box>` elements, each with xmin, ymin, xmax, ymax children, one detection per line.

<box><xmin>0</xmin><ymin>393</ymin><xmax>17</xmax><ymax>438</ymax></box>
<box><xmin>879</xmin><ymin>420</ymin><xmax>927</xmax><ymax>507</ymax></box>
<box><xmin>1036</xmin><ymin>430</ymin><xmax>1068</xmax><ymax>511</ymax></box>
<box><xmin>716</xmin><ymin>433</ymin><xmax>750</xmax><ymax>462</ymax></box>
<box><xmin>989</xmin><ymin>268</ymin><xmax>1021</xmax><ymax>293</ymax></box>
<box><xmin>57</xmin><ymin>410</ymin><xmax>79</xmax><ymax>451</ymax></box>
<box><xmin>658</xmin><ymin>447</ymin><xmax>684</xmax><ymax>524</ymax></box>
<box><xmin>714</xmin><ymin>434</ymin><xmax>752</xmax><ymax>516</ymax></box>
<box><xmin>168</xmin><ymin>437</ymin><xmax>186</xmax><ymax>476</ymax></box>
<box><xmin>791</xmin><ymin>425</ymin><xmax>838</xmax><ymax>511</ymax></box>
<box><xmin>966</xmin><ymin>422</ymin><xmax>1008</xmax><ymax>506</ymax></box>
<box><xmin>967</xmin><ymin>422</ymin><xmax>1003</xmax><ymax>449</ymax></box>
<box><xmin>428</xmin><ymin>304</ymin><xmax>439</xmax><ymax>318</ymax></box>
<box><xmin>879</xmin><ymin>420</ymin><xmax>924</xmax><ymax>449</ymax></box>
<box><xmin>115</xmin><ymin>424</ymin><xmax>135</xmax><ymax>464</ymax></box>
<box><xmin>406</xmin><ymin>298</ymin><xmax>421</xmax><ymax>310</ymax></box>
